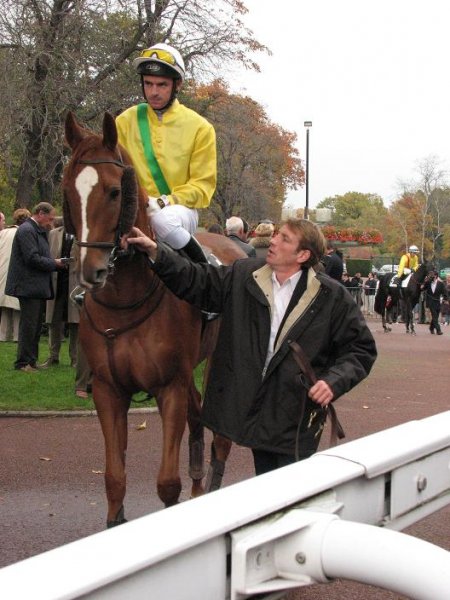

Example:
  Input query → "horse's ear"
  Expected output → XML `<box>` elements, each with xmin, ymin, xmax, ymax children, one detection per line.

<box><xmin>103</xmin><ymin>112</ymin><xmax>118</xmax><ymax>151</ymax></box>
<box><xmin>120</xmin><ymin>167</ymin><xmax>138</xmax><ymax>233</ymax></box>
<box><xmin>65</xmin><ymin>111</ymin><xmax>87</xmax><ymax>150</ymax></box>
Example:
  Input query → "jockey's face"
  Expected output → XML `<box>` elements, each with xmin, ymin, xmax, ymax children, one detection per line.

<box><xmin>142</xmin><ymin>75</ymin><xmax>180</xmax><ymax>110</ymax></box>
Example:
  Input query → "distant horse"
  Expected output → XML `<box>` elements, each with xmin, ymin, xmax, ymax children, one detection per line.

<box><xmin>400</xmin><ymin>263</ymin><xmax>430</xmax><ymax>334</ymax></box>
<box><xmin>375</xmin><ymin>265</ymin><xmax>430</xmax><ymax>334</ymax></box>
<box><xmin>62</xmin><ymin>111</ymin><xmax>245</xmax><ymax>527</ymax></box>
<box><xmin>374</xmin><ymin>272</ymin><xmax>400</xmax><ymax>332</ymax></box>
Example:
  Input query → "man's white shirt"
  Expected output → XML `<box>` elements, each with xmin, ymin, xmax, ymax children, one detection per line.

<box><xmin>265</xmin><ymin>269</ymin><xmax>302</xmax><ymax>368</ymax></box>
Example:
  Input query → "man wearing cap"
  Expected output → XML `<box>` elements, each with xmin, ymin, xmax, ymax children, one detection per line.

<box><xmin>116</xmin><ymin>43</ymin><xmax>217</xmax><ymax>262</ymax></box>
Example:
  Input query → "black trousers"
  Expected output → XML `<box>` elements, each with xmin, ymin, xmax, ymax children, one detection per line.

<box><xmin>428</xmin><ymin>304</ymin><xmax>442</xmax><ymax>333</ymax></box>
<box><xmin>15</xmin><ymin>297</ymin><xmax>45</xmax><ymax>369</ymax></box>
<box><xmin>252</xmin><ymin>449</ymin><xmax>297</xmax><ymax>475</ymax></box>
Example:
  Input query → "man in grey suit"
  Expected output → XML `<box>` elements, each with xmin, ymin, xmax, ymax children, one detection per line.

<box><xmin>5</xmin><ymin>202</ymin><xmax>66</xmax><ymax>372</ymax></box>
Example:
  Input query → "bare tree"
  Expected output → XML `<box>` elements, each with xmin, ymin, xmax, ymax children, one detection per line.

<box><xmin>0</xmin><ymin>0</ymin><xmax>267</xmax><ymax>207</ymax></box>
<box><xmin>397</xmin><ymin>154</ymin><xmax>447</xmax><ymax>261</ymax></box>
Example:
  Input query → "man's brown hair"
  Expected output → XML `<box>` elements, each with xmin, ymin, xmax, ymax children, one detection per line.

<box><xmin>283</xmin><ymin>218</ymin><xmax>327</xmax><ymax>268</ymax></box>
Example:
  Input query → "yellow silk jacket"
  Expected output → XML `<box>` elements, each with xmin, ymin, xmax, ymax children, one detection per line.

<box><xmin>398</xmin><ymin>252</ymin><xmax>419</xmax><ymax>277</ymax></box>
<box><xmin>116</xmin><ymin>100</ymin><xmax>216</xmax><ymax>209</ymax></box>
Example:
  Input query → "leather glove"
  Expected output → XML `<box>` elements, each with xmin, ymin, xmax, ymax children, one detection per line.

<box><xmin>147</xmin><ymin>195</ymin><xmax>169</xmax><ymax>216</ymax></box>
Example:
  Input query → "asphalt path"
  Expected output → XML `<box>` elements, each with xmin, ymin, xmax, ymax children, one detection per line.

<box><xmin>1</xmin><ymin>318</ymin><xmax>449</xmax><ymax>599</ymax></box>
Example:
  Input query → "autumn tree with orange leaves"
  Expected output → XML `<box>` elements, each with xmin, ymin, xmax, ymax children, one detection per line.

<box><xmin>184</xmin><ymin>80</ymin><xmax>304</xmax><ymax>226</ymax></box>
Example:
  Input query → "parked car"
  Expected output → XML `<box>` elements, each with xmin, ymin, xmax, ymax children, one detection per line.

<box><xmin>378</xmin><ymin>264</ymin><xmax>399</xmax><ymax>275</ymax></box>
<box><xmin>439</xmin><ymin>267</ymin><xmax>450</xmax><ymax>279</ymax></box>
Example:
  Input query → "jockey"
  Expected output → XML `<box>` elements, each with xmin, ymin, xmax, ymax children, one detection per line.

<box><xmin>115</xmin><ymin>43</ymin><xmax>217</xmax><ymax>263</ymax></box>
<box><xmin>392</xmin><ymin>244</ymin><xmax>419</xmax><ymax>290</ymax></box>
<box><xmin>397</xmin><ymin>244</ymin><xmax>420</xmax><ymax>280</ymax></box>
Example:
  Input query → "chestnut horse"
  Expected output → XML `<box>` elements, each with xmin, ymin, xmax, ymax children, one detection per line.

<box><xmin>62</xmin><ymin>111</ymin><xmax>243</xmax><ymax>527</ymax></box>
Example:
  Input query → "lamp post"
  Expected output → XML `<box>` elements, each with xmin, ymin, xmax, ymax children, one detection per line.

<box><xmin>304</xmin><ymin>121</ymin><xmax>312</xmax><ymax>220</ymax></box>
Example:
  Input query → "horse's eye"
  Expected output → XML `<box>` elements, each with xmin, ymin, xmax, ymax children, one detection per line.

<box><xmin>110</xmin><ymin>188</ymin><xmax>121</xmax><ymax>200</ymax></box>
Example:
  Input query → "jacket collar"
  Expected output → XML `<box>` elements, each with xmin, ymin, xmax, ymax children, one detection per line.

<box><xmin>252</xmin><ymin>264</ymin><xmax>321</xmax><ymax>353</ymax></box>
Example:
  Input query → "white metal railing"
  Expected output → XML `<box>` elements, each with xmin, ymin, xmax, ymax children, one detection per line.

<box><xmin>1</xmin><ymin>411</ymin><xmax>449</xmax><ymax>600</ymax></box>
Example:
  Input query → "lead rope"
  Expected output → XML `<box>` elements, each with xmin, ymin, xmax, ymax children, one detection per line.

<box><xmin>289</xmin><ymin>340</ymin><xmax>345</xmax><ymax>456</ymax></box>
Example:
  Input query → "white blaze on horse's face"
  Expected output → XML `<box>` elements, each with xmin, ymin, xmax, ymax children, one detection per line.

<box><xmin>75</xmin><ymin>166</ymin><xmax>98</xmax><ymax>279</ymax></box>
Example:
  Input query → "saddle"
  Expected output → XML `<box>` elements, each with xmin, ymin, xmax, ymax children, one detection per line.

<box><xmin>389</xmin><ymin>272</ymin><xmax>412</xmax><ymax>288</ymax></box>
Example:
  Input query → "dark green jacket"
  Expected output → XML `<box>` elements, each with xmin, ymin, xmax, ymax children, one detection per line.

<box><xmin>152</xmin><ymin>245</ymin><xmax>377</xmax><ymax>456</ymax></box>
<box><xmin>5</xmin><ymin>218</ymin><xmax>56</xmax><ymax>299</ymax></box>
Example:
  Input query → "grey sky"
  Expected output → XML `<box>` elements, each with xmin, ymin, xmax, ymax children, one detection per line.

<box><xmin>231</xmin><ymin>0</ymin><xmax>450</xmax><ymax>210</ymax></box>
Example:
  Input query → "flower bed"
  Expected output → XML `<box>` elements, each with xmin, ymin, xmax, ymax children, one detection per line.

<box><xmin>321</xmin><ymin>225</ymin><xmax>383</xmax><ymax>245</ymax></box>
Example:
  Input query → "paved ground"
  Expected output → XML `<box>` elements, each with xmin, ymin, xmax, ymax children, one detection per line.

<box><xmin>1</xmin><ymin>318</ymin><xmax>449</xmax><ymax>598</ymax></box>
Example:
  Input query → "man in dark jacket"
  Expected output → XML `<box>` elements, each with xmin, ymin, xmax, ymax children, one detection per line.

<box><xmin>322</xmin><ymin>240</ymin><xmax>344</xmax><ymax>281</ymax></box>
<box><xmin>123</xmin><ymin>218</ymin><xmax>377</xmax><ymax>475</ymax></box>
<box><xmin>422</xmin><ymin>270</ymin><xmax>448</xmax><ymax>335</ymax></box>
<box><xmin>5</xmin><ymin>202</ymin><xmax>66</xmax><ymax>372</ymax></box>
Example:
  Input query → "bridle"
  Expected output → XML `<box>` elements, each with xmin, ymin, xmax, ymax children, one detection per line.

<box><xmin>75</xmin><ymin>156</ymin><xmax>133</xmax><ymax>271</ymax></box>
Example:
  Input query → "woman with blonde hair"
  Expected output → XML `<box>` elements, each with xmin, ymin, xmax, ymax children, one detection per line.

<box><xmin>249</xmin><ymin>221</ymin><xmax>275</xmax><ymax>258</ymax></box>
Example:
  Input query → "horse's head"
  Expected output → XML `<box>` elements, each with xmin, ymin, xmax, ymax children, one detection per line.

<box><xmin>62</xmin><ymin>111</ymin><xmax>146</xmax><ymax>289</ymax></box>
<box><xmin>414</xmin><ymin>262</ymin><xmax>433</xmax><ymax>285</ymax></box>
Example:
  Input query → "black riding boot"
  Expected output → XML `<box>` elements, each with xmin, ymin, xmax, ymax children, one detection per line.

<box><xmin>180</xmin><ymin>237</ymin><xmax>219</xmax><ymax>321</ymax></box>
<box><xmin>181</xmin><ymin>236</ymin><xmax>207</xmax><ymax>263</ymax></box>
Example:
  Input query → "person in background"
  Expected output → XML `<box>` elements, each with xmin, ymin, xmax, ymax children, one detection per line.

<box><xmin>341</xmin><ymin>272</ymin><xmax>353</xmax><ymax>291</ymax></box>
<box><xmin>440</xmin><ymin>274</ymin><xmax>450</xmax><ymax>326</ymax></box>
<box><xmin>116</xmin><ymin>43</ymin><xmax>216</xmax><ymax>263</ymax></box>
<box><xmin>322</xmin><ymin>240</ymin><xmax>344</xmax><ymax>282</ymax></box>
<box><xmin>5</xmin><ymin>202</ymin><xmax>66</xmax><ymax>372</ymax></box>
<box><xmin>0</xmin><ymin>211</ymin><xmax>5</xmax><ymax>231</ymax></box>
<box><xmin>122</xmin><ymin>218</ymin><xmax>377</xmax><ymax>476</ymax></box>
<box><xmin>249</xmin><ymin>221</ymin><xmax>275</xmax><ymax>259</ymax></box>
<box><xmin>40</xmin><ymin>220</ymin><xmax>78</xmax><ymax>368</ymax></box>
<box><xmin>225</xmin><ymin>216</ymin><xmax>256</xmax><ymax>257</ymax></box>
<box><xmin>422</xmin><ymin>270</ymin><xmax>447</xmax><ymax>335</ymax></box>
<box><xmin>0</xmin><ymin>209</ymin><xmax>31</xmax><ymax>341</ymax></box>
<box><xmin>350</xmin><ymin>272</ymin><xmax>363</xmax><ymax>306</ymax></box>
<box><xmin>363</xmin><ymin>272</ymin><xmax>378</xmax><ymax>316</ymax></box>
<box><xmin>241</xmin><ymin>218</ymin><xmax>251</xmax><ymax>242</ymax></box>
<box><xmin>207</xmin><ymin>223</ymin><xmax>224</xmax><ymax>235</ymax></box>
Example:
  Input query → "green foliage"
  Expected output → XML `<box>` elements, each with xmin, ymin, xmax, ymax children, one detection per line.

<box><xmin>317</xmin><ymin>192</ymin><xmax>387</xmax><ymax>229</ymax></box>
<box><xmin>0</xmin><ymin>340</ymin><xmax>205</xmax><ymax>412</ymax></box>
<box><xmin>346</xmin><ymin>258</ymin><xmax>372</xmax><ymax>277</ymax></box>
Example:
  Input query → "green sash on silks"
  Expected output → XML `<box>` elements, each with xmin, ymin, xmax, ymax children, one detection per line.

<box><xmin>137</xmin><ymin>103</ymin><xmax>171</xmax><ymax>195</ymax></box>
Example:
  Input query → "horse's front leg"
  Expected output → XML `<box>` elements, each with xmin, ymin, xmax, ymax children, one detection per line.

<box><xmin>93</xmin><ymin>378</ymin><xmax>130</xmax><ymax>527</ymax></box>
<box><xmin>156</xmin><ymin>383</ymin><xmax>188</xmax><ymax>507</ymax></box>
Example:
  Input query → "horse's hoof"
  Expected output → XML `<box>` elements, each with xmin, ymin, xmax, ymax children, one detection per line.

<box><xmin>106</xmin><ymin>506</ymin><xmax>127</xmax><ymax>528</ymax></box>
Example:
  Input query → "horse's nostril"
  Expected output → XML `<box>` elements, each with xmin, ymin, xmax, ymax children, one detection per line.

<box><xmin>95</xmin><ymin>269</ymin><xmax>108</xmax><ymax>283</ymax></box>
